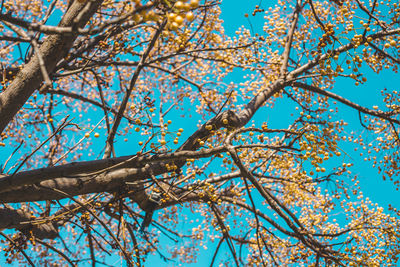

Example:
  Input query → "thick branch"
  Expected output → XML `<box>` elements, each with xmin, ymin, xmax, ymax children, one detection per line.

<box><xmin>0</xmin><ymin>0</ymin><xmax>103</xmax><ymax>134</ymax></box>
<box><xmin>0</xmin><ymin>146</ymin><xmax>227</xmax><ymax>202</ymax></box>
<box><xmin>0</xmin><ymin>206</ymin><xmax>59</xmax><ymax>239</ymax></box>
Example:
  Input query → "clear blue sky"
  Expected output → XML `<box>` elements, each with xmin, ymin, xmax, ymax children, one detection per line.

<box><xmin>143</xmin><ymin>0</ymin><xmax>400</xmax><ymax>265</ymax></box>
<box><xmin>2</xmin><ymin>0</ymin><xmax>400</xmax><ymax>266</ymax></box>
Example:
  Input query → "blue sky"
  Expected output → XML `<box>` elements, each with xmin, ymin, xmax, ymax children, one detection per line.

<box><xmin>219</xmin><ymin>0</ymin><xmax>400</xmax><ymax>210</ymax></box>
<box><xmin>142</xmin><ymin>0</ymin><xmax>400</xmax><ymax>265</ymax></box>
<box><xmin>2</xmin><ymin>0</ymin><xmax>400</xmax><ymax>266</ymax></box>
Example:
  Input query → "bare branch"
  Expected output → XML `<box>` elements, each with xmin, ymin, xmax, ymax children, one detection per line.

<box><xmin>292</xmin><ymin>82</ymin><xmax>400</xmax><ymax>124</ymax></box>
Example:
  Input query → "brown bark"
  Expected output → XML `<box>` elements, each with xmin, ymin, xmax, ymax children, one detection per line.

<box><xmin>0</xmin><ymin>0</ymin><xmax>103</xmax><ymax>134</ymax></box>
<box><xmin>0</xmin><ymin>206</ymin><xmax>59</xmax><ymax>239</ymax></box>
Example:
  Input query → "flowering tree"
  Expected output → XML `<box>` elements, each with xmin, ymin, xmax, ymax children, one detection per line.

<box><xmin>1</xmin><ymin>0</ymin><xmax>400</xmax><ymax>265</ymax></box>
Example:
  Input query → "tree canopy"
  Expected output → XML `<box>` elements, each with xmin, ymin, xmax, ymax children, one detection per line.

<box><xmin>1</xmin><ymin>0</ymin><xmax>400</xmax><ymax>265</ymax></box>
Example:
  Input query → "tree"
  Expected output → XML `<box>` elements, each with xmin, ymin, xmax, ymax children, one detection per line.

<box><xmin>1</xmin><ymin>0</ymin><xmax>400</xmax><ymax>265</ymax></box>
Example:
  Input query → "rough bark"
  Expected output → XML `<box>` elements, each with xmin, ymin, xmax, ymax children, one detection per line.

<box><xmin>0</xmin><ymin>206</ymin><xmax>59</xmax><ymax>239</ymax></box>
<box><xmin>0</xmin><ymin>0</ymin><xmax>103</xmax><ymax>134</ymax></box>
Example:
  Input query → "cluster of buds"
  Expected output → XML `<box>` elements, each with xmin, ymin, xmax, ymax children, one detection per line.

<box><xmin>329</xmin><ymin>0</ymin><xmax>343</xmax><ymax>6</ymax></box>
<box><xmin>165</xmin><ymin>162</ymin><xmax>178</xmax><ymax>172</ymax></box>
<box><xmin>351</xmin><ymin>34</ymin><xmax>371</xmax><ymax>48</ymax></box>
<box><xmin>167</xmin><ymin>0</ymin><xmax>199</xmax><ymax>31</ymax></box>
<box><xmin>251</xmin><ymin>5</ymin><xmax>264</xmax><ymax>16</ymax></box>
<box><xmin>318</xmin><ymin>23</ymin><xmax>335</xmax><ymax>48</ymax></box>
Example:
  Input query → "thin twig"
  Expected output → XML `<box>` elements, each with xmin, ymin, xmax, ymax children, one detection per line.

<box><xmin>12</xmin><ymin>116</ymin><xmax>72</xmax><ymax>175</ymax></box>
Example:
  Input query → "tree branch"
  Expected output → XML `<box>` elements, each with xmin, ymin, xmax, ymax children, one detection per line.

<box><xmin>0</xmin><ymin>0</ymin><xmax>104</xmax><ymax>134</ymax></box>
<box><xmin>292</xmin><ymin>82</ymin><xmax>400</xmax><ymax>124</ymax></box>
